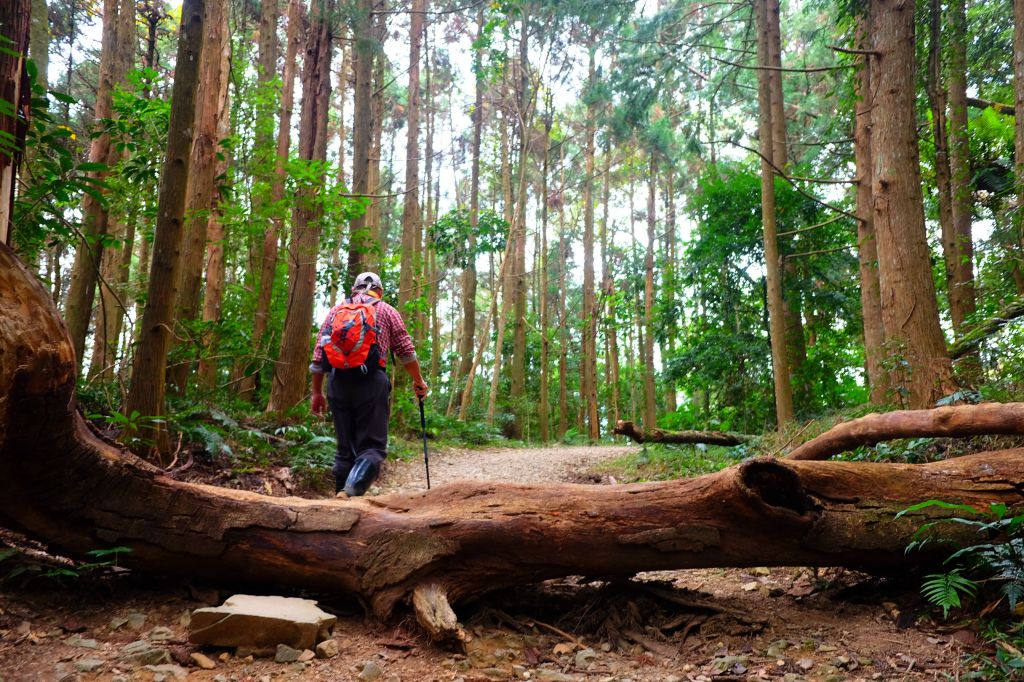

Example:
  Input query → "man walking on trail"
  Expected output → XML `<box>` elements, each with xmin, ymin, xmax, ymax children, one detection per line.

<box><xmin>310</xmin><ymin>272</ymin><xmax>429</xmax><ymax>497</ymax></box>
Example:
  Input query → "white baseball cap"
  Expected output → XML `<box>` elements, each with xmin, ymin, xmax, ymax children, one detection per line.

<box><xmin>352</xmin><ymin>271</ymin><xmax>383</xmax><ymax>292</ymax></box>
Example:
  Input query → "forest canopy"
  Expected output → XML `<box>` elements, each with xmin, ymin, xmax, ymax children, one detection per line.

<box><xmin>0</xmin><ymin>0</ymin><xmax>1021</xmax><ymax>455</ymax></box>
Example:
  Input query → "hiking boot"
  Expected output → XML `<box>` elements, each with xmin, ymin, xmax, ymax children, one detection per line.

<box><xmin>342</xmin><ymin>458</ymin><xmax>377</xmax><ymax>497</ymax></box>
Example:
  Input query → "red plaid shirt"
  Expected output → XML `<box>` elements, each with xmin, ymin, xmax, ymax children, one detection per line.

<box><xmin>310</xmin><ymin>293</ymin><xmax>418</xmax><ymax>373</ymax></box>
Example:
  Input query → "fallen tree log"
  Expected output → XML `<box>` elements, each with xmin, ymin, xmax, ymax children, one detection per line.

<box><xmin>786</xmin><ymin>403</ymin><xmax>1024</xmax><ymax>461</ymax></box>
<box><xmin>949</xmin><ymin>297</ymin><xmax>1024</xmax><ymax>359</ymax></box>
<box><xmin>3</xmin><ymin>243</ymin><xmax>1024</xmax><ymax>643</ymax></box>
<box><xmin>614</xmin><ymin>420</ymin><xmax>754</xmax><ymax>446</ymax></box>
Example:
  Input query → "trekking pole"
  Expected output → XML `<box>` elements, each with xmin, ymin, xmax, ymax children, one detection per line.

<box><xmin>419</xmin><ymin>397</ymin><xmax>431</xmax><ymax>490</ymax></box>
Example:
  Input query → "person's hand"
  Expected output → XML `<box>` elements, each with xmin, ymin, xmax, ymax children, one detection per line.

<box><xmin>311</xmin><ymin>392</ymin><xmax>326</xmax><ymax>417</ymax></box>
<box><xmin>413</xmin><ymin>379</ymin><xmax>429</xmax><ymax>399</ymax></box>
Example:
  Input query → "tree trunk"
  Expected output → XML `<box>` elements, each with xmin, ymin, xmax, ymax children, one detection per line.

<box><xmin>347</xmin><ymin>0</ymin><xmax>374</xmax><ymax>279</ymax></box>
<box><xmin>581</xmin><ymin>40</ymin><xmax>600</xmax><ymax>441</ymax></box>
<box><xmin>662</xmin><ymin>166</ymin><xmax>677</xmax><ymax>415</ymax></box>
<box><xmin>602</xmin><ymin>149</ymin><xmax>621</xmax><ymax>436</ymax></box>
<box><xmin>455</xmin><ymin>13</ymin><xmax>481</xmax><ymax>412</ymax></box>
<box><xmin>87</xmin><ymin>216</ymin><xmax>130</xmax><ymax>380</ymax></box>
<box><xmin>0</xmin><ymin>0</ymin><xmax>29</xmax><ymax>247</ymax></box>
<box><xmin>1016</xmin><ymin>0</ymin><xmax>1024</xmax><ymax>290</ymax></box>
<box><xmin>487</xmin><ymin>99</ymin><xmax>515</xmax><ymax>425</ymax></box>
<box><xmin>166</xmin><ymin>0</ymin><xmax>228</xmax><ymax>396</ymax></box>
<box><xmin>397</xmin><ymin>0</ymin><xmax>424</xmax><ymax>334</ymax></box>
<box><xmin>927</xmin><ymin>0</ymin><xmax>955</xmax><ymax>331</ymax></box>
<box><xmin>945</xmin><ymin>0</ymin><xmax>976</xmax><ymax>346</ymax></box>
<box><xmin>557</xmin><ymin>144</ymin><xmax>569</xmax><ymax>440</ymax></box>
<box><xmin>236</xmin><ymin>0</ymin><xmax>285</xmax><ymax>399</ymax></box>
<box><xmin>755</xmin><ymin>0</ymin><xmax>793</xmax><ymax>426</ymax></box>
<box><xmin>643</xmin><ymin>154</ymin><xmax>657</xmax><ymax>430</ymax></box>
<box><xmin>767</xmin><ymin>0</ymin><xmax>807</xmax><ymax>409</ymax></box>
<box><xmin>123</xmin><ymin>0</ymin><xmax>204</xmax><ymax>462</ymax></box>
<box><xmin>364</xmin><ymin>40</ymin><xmax>385</xmax><ymax>268</ymax></box>
<box><xmin>854</xmin><ymin>15</ymin><xmax>889</xmax><ymax>404</ymax></box>
<box><xmin>266</xmin><ymin>0</ymin><xmax>333</xmax><ymax>413</ymax></box>
<box><xmin>196</xmin><ymin>37</ymin><xmax>233</xmax><ymax>391</ymax></box>
<box><xmin>539</xmin><ymin>113</ymin><xmax>552</xmax><ymax>442</ymax></box>
<box><xmin>17</xmin><ymin>0</ymin><xmax>48</xmax><ymax>256</ymax></box>
<box><xmin>870</xmin><ymin>0</ymin><xmax>956</xmax><ymax>407</ymax></box>
<box><xmin>240</xmin><ymin>0</ymin><xmax>301</xmax><ymax>402</ymax></box>
<box><xmin>508</xmin><ymin>11</ymin><xmax>532</xmax><ymax>439</ymax></box>
<box><xmin>6</xmin><ymin>253</ymin><xmax>1024</xmax><ymax>641</ymax></box>
<box><xmin>62</xmin><ymin>0</ymin><xmax>134</xmax><ymax>367</ymax></box>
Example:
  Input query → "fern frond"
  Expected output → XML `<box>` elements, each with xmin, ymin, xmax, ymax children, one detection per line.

<box><xmin>922</xmin><ymin>571</ymin><xmax>978</xmax><ymax>618</ymax></box>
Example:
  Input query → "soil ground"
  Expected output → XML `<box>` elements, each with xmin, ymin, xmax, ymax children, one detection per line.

<box><xmin>0</xmin><ymin>444</ymin><xmax>985</xmax><ymax>681</ymax></box>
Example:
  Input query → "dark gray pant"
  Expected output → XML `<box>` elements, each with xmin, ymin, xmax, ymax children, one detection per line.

<box><xmin>327</xmin><ymin>369</ymin><xmax>391</xmax><ymax>491</ymax></box>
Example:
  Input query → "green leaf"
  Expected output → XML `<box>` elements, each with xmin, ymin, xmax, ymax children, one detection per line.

<box><xmin>76</xmin><ymin>162</ymin><xmax>109</xmax><ymax>173</ymax></box>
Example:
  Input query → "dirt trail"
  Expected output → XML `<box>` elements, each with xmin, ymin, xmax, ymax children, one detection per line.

<box><xmin>378</xmin><ymin>444</ymin><xmax>638</xmax><ymax>491</ymax></box>
<box><xmin>0</xmin><ymin>444</ymin><xmax>978</xmax><ymax>681</ymax></box>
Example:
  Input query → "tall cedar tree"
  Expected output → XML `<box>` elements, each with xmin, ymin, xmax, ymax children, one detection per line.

<box><xmin>167</xmin><ymin>0</ymin><xmax>228</xmax><ymax>395</ymax></box>
<box><xmin>241</xmin><ymin>0</ymin><xmax>302</xmax><ymax>401</ymax></box>
<box><xmin>0</xmin><ymin>0</ymin><xmax>30</xmax><ymax>244</ymax></box>
<box><xmin>945</xmin><ymin>0</ymin><xmax>977</xmax><ymax>354</ymax></box>
<box><xmin>581</xmin><ymin>37</ymin><xmax>600</xmax><ymax>440</ymax></box>
<box><xmin>754</xmin><ymin>0</ymin><xmax>794</xmax><ymax>425</ymax></box>
<box><xmin>347</xmin><ymin>0</ymin><xmax>374</xmax><ymax>279</ymax></box>
<box><xmin>398</xmin><ymin>0</ymin><xmax>425</xmax><ymax>336</ymax></box>
<box><xmin>853</xmin><ymin>14</ymin><xmax>889</xmax><ymax>403</ymax></box>
<box><xmin>267</xmin><ymin>0</ymin><xmax>333</xmax><ymax>412</ymax></box>
<box><xmin>869</xmin><ymin>0</ymin><xmax>956</xmax><ymax>407</ymax></box>
<box><xmin>123</xmin><ymin>0</ymin><xmax>205</xmax><ymax>462</ymax></box>
<box><xmin>454</xmin><ymin>6</ymin><xmax>485</xmax><ymax>414</ymax></box>
<box><xmin>62</xmin><ymin>0</ymin><xmax>134</xmax><ymax>368</ymax></box>
<box><xmin>1017</xmin><ymin>0</ymin><xmax>1024</xmax><ymax>277</ymax></box>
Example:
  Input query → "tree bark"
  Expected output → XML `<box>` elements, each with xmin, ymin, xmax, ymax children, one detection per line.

<box><xmin>240</xmin><ymin>0</ymin><xmax>301</xmax><ymax>402</ymax></box>
<box><xmin>602</xmin><ymin>149</ymin><xmax>621</xmax><ymax>436</ymax></box>
<box><xmin>346</xmin><ymin>0</ymin><xmax>375</xmax><ymax>280</ymax></box>
<box><xmin>643</xmin><ymin>154</ymin><xmax>658</xmax><ymax>430</ymax></box>
<box><xmin>1014</xmin><ymin>0</ymin><xmax>1024</xmax><ymax>297</ymax></box>
<box><xmin>0</xmin><ymin>0</ymin><xmax>29</xmax><ymax>247</ymax></box>
<box><xmin>397</xmin><ymin>0</ymin><xmax>425</xmax><ymax>330</ymax></box>
<box><xmin>581</xmin><ymin>39</ymin><xmax>600</xmax><ymax>441</ymax></box>
<box><xmin>487</xmin><ymin>96</ymin><xmax>515</xmax><ymax>425</ymax></box>
<box><xmin>787</xmin><ymin>403</ymin><xmax>1024</xmax><ymax>461</ymax></box>
<box><xmin>196</xmin><ymin>36</ymin><xmax>233</xmax><ymax>391</ymax></box>
<box><xmin>614</xmin><ymin>421</ymin><xmax>753</xmax><ymax>446</ymax></box>
<box><xmin>508</xmin><ymin>10</ymin><xmax>533</xmax><ymax>439</ymax></box>
<box><xmin>945</xmin><ymin>0</ymin><xmax>976</xmax><ymax>346</ymax></box>
<box><xmin>167</xmin><ymin>0</ymin><xmax>228</xmax><ymax>396</ymax></box>
<box><xmin>62</xmin><ymin>0</ymin><xmax>134</xmax><ymax>367</ymax></box>
<box><xmin>853</xmin><ymin>14</ymin><xmax>889</xmax><ymax>404</ymax></box>
<box><xmin>266</xmin><ymin>0</ymin><xmax>332</xmax><ymax>412</ymax></box>
<box><xmin>662</xmin><ymin>166</ymin><xmax>677</xmax><ymax>415</ymax></box>
<box><xmin>123</xmin><ymin>0</ymin><xmax>204</xmax><ymax>462</ymax></box>
<box><xmin>539</xmin><ymin>112</ymin><xmax>552</xmax><ymax>441</ymax></box>
<box><xmin>454</xmin><ymin>9</ymin><xmax>484</xmax><ymax>413</ymax></box>
<box><xmin>6</xmin><ymin>253</ymin><xmax>1024</xmax><ymax>642</ymax></box>
<box><xmin>870</xmin><ymin>0</ymin><xmax>956</xmax><ymax>407</ymax></box>
<box><xmin>755</xmin><ymin>0</ymin><xmax>793</xmax><ymax>426</ymax></box>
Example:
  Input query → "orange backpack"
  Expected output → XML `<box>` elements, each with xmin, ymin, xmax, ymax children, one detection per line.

<box><xmin>322</xmin><ymin>298</ymin><xmax>385</xmax><ymax>376</ymax></box>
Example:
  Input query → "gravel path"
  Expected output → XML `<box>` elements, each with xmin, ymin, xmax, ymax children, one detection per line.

<box><xmin>377</xmin><ymin>444</ymin><xmax>641</xmax><ymax>492</ymax></box>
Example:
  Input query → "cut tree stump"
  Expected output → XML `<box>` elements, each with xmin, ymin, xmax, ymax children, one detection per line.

<box><xmin>2</xmin><ymin>242</ymin><xmax>1024</xmax><ymax>642</ymax></box>
<box><xmin>613</xmin><ymin>420</ymin><xmax>754</xmax><ymax>446</ymax></box>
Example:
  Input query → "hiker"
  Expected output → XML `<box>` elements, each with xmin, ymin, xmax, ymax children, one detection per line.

<box><xmin>310</xmin><ymin>271</ymin><xmax>429</xmax><ymax>497</ymax></box>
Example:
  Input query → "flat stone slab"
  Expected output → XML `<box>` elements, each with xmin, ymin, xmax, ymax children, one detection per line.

<box><xmin>188</xmin><ymin>595</ymin><xmax>337</xmax><ymax>650</ymax></box>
